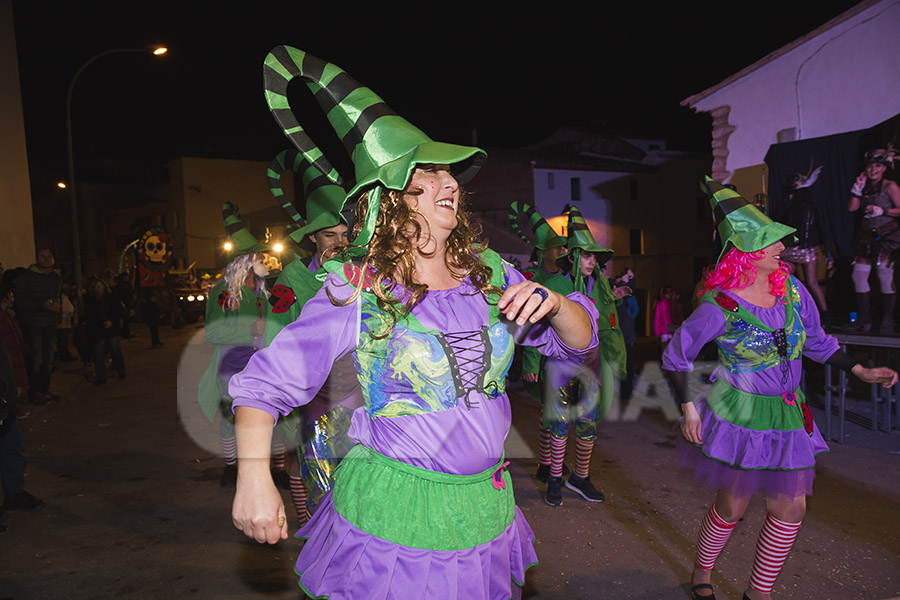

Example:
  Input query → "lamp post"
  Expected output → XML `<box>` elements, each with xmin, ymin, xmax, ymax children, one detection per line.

<box><xmin>65</xmin><ymin>46</ymin><xmax>167</xmax><ymax>311</ymax></box>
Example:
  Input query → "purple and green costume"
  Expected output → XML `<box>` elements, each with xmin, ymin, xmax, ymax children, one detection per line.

<box><xmin>230</xmin><ymin>251</ymin><xmax>599</xmax><ymax>599</ymax></box>
<box><xmin>197</xmin><ymin>281</ymin><xmax>267</xmax><ymax>434</ymax></box>
<box><xmin>265</xmin><ymin>254</ymin><xmax>362</xmax><ymax>509</ymax></box>
<box><xmin>662</xmin><ymin>276</ymin><xmax>838</xmax><ymax>499</ymax></box>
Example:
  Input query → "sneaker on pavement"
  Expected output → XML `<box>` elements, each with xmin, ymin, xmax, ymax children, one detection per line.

<box><xmin>534</xmin><ymin>463</ymin><xmax>551</xmax><ymax>483</ymax></box>
<box><xmin>565</xmin><ymin>474</ymin><xmax>605</xmax><ymax>503</ymax></box>
<box><xmin>29</xmin><ymin>392</ymin><xmax>49</xmax><ymax>405</ymax></box>
<box><xmin>3</xmin><ymin>490</ymin><xmax>45</xmax><ymax>511</ymax></box>
<box><xmin>544</xmin><ymin>476</ymin><xmax>563</xmax><ymax>507</ymax></box>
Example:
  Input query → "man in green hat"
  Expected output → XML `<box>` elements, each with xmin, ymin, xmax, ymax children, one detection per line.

<box><xmin>262</xmin><ymin>150</ymin><xmax>358</xmax><ymax>527</ymax></box>
<box><xmin>197</xmin><ymin>202</ymin><xmax>273</xmax><ymax>487</ymax></box>
<box><xmin>540</xmin><ymin>206</ymin><xmax>629</xmax><ymax>506</ymax></box>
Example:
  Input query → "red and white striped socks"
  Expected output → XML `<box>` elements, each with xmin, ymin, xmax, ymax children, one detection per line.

<box><xmin>749</xmin><ymin>513</ymin><xmax>802</xmax><ymax>594</ymax></box>
<box><xmin>290</xmin><ymin>475</ymin><xmax>311</xmax><ymax>526</ymax></box>
<box><xmin>549</xmin><ymin>435</ymin><xmax>567</xmax><ymax>478</ymax></box>
<box><xmin>574</xmin><ymin>437</ymin><xmax>593</xmax><ymax>479</ymax></box>
<box><xmin>538</xmin><ymin>422</ymin><xmax>552</xmax><ymax>468</ymax></box>
<box><xmin>221</xmin><ymin>436</ymin><xmax>237</xmax><ymax>466</ymax></box>
<box><xmin>695</xmin><ymin>504</ymin><xmax>738</xmax><ymax>571</ymax></box>
<box><xmin>271</xmin><ymin>439</ymin><xmax>286</xmax><ymax>470</ymax></box>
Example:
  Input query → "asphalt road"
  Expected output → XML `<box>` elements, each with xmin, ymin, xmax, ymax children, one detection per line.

<box><xmin>2</xmin><ymin>322</ymin><xmax>899</xmax><ymax>600</ymax></box>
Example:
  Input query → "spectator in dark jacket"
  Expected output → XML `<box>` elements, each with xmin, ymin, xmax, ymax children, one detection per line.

<box><xmin>612</xmin><ymin>269</ymin><xmax>639</xmax><ymax>401</ymax></box>
<box><xmin>13</xmin><ymin>248</ymin><xmax>62</xmax><ymax>403</ymax></box>
<box><xmin>0</xmin><ymin>273</ymin><xmax>29</xmax><ymax>420</ymax></box>
<box><xmin>0</xmin><ymin>336</ymin><xmax>44</xmax><ymax>513</ymax></box>
<box><xmin>85</xmin><ymin>278</ymin><xmax>126</xmax><ymax>384</ymax></box>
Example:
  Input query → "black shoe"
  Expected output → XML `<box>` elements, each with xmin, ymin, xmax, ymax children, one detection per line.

<box><xmin>690</xmin><ymin>583</ymin><xmax>716</xmax><ymax>600</ymax></box>
<box><xmin>220</xmin><ymin>464</ymin><xmax>238</xmax><ymax>487</ymax></box>
<box><xmin>94</xmin><ymin>379</ymin><xmax>107</xmax><ymax>385</ymax></box>
<box><xmin>29</xmin><ymin>392</ymin><xmax>49</xmax><ymax>405</ymax></box>
<box><xmin>544</xmin><ymin>476</ymin><xmax>563</xmax><ymax>506</ymax></box>
<box><xmin>271</xmin><ymin>468</ymin><xmax>291</xmax><ymax>490</ymax></box>
<box><xmin>565</xmin><ymin>474</ymin><xmax>605</xmax><ymax>502</ymax></box>
<box><xmin>3</xmin><ymin>490</ymin><xmax>45</xmax><ymax>511</ymax></box>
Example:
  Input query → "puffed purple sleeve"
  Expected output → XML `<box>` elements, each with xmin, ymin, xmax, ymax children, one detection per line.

<box><xmin>795</xmin><ymin>278</ymin><xmax>840</xmax><ymax>362</ymax></box>
<box><xmin>228</xmin><ymin>274</ymin><xmax>358</xmax><ymax>423</ymax></box>
<box><xmin>506</xmin><ymin>267</ymin><xmax>599</xmax><ymax>358</ymax></box>
<box><xmin>662</xmin><ymin>301</ymin><xmax>726</xmax><ymax>373</ymax></box>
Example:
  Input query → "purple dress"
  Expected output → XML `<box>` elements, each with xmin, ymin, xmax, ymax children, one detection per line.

<box><xmin>230</xmin><ymin>265</ymin><xmax>599</xmax><ymax>599</ymax></box>
<box><xmin>662</xmin><ymin>276</ymin><xmax>839</xmax><ymax>499</ymax></box>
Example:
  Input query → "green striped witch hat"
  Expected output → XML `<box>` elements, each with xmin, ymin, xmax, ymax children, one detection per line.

<box><xmin>263</xmin><ymin>46</ymin><xmax>486</xmax><ymax>254</ymax></box>
<box><xmin>508</xmin><ymin>201</ymin><xmax>566</xmax><ymax>251</ymax></box>
<box><xmin>223</xmin><ymin>202</ymin><xmax>268</xmax><ymax>255</ymax></box>
<box><xmin>267</xmin><ymin>149</ymin><xmax>347</xmax><ymax>244</ymax></box>
<box><xmin>704</xmin><ymin>176</ymin><xmax>796</xmax><ymax>262</ymax></box>
<box><xmin>563</xmin><ymin>206</ymin><xmax>613</xmax><ymax>294</ymax></box>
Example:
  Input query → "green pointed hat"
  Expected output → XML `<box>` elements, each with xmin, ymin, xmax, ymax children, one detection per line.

<box><xmin>560</xmin><ymin>206</ymin><xmax>613</xmax><ymax>294</ymax></box>
<box><xmin>267</xmin><ymin>149</ymin><xmax>347</xmax><ymax>244</ymax></box>
<box><xmin>704</xmin><ymin>176</ymin><xmax>796</xmax><ymax>261</ymax></box>
<box><xmin>508</xmin><ymin>201</ymin><xmax>566</xmax><ymax>250</ymax></box>
<box><xmin>223</xmin><ymin>202</ymin><xmax>269</xmax><ymax>255</ymax></box>
<box><xmin>263</xmin><ymin>46</ymin><xmax>486</xmax><ymax>254</ymax></box>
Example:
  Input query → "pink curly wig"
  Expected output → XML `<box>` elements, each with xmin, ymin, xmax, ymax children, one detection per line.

<box><xmin>698</xmin><ymin>247</ymin><xmax>791</xmax><ymax>299</ymax></box>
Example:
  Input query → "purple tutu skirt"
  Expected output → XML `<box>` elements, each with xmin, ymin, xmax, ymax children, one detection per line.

<box><xmin>295</xmin><ymin>493</ymin><xmax>537</xmax><ymax>600</ymax></box>
<box><xmin>679</xmin><ymin>396</ymin><xmax>829</xmax><ymax>500</ymax></box>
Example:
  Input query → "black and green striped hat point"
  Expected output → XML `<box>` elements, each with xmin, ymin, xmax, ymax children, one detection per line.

<box><xmin>263</xmin><ymin>46</ymin><xmax>487</xmax><ymax>251</ymax></box>
<box><xmin>267</xmin><ymin>149</ymin><xmax>347</xmax><ymax>244</ymax></box>
<box><xmin>704</xmin><ymin>176</ymin><xmax>796</xmax><ymax>262</ymax></box>
<box><xmin>563</xmin><ymin>206</ymin><xmax>613</xmax><ymax>293</ymax></box>
<box><xmin>508</xmin><ymin>202</ymin><xmax>566</xmax><ymax>250</ymax></box>
<box><xmin>222</xmin><ymin>202</ymin><xmax>269</xmax><ymax>255</ymax></box>
<box><xmin>564</xmin><ymin>206</ymin><xmax>612</xmax><ymax>255</ymax></box>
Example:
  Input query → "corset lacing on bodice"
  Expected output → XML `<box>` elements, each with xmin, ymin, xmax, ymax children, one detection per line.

<box><xmin>437</xmin><ymin>327</ymin><xmax>494</xmax><ymax>409</ymax></box>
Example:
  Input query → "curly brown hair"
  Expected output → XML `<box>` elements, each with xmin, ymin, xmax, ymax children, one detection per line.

<box><xmin>327</xmin><ymin>181</ymin><xmax>502</xmax><ymax>334</ymax></box>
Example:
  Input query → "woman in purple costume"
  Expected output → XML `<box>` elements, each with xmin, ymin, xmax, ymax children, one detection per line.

<box><xmin>227</xmin><ymin>47</ymin><xmax>600</xmax><ymax>599</ymax></box>
<box><xmin>663</xmin><ymin>179</ymin><xmax>897</xmax><ymax>600</ymax></box>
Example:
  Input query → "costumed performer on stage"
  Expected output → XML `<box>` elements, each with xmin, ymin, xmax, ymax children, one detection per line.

<box><xmin>846</xmin><ymin>144</ymin><xmax>900</xmax><ymax>333</ymax></box>
<box><xmin>228</xmin><ymin>46</ymin><xmax>600</xmax><ymax>600</ymax></box>
<box><xmin>663</xmin><ymin>178</ymin><xmax>897</xmax><ymax>600</ymax></box>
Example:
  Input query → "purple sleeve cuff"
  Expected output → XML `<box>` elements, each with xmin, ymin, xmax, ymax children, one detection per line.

<box><xmin>662</xmin><ymin>301</ymin><xmax>725</xmax><ymax>372</ymax></box>
<box><xmin>507</xmin><ymin>268</ymin><xmax>599</xmax><ymax>358</ymax></box>
<box><xmin>795</xmin><ymin>280</ymin><xmax>840</xmax><ymax>362</ymax></box>
<box><xmin>229</xmin><ymin>274</ymin><xmax>358</xmax><ymax>421</ymax></box>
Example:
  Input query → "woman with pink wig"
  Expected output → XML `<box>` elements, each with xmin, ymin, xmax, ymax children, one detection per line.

<box><xmin>663</xmin><ymin>179</ymin><xmax>897</xmax><ymax>600</ymax></box>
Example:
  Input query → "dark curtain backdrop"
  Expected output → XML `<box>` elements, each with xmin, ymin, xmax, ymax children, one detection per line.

<box><xmin>764</xmin><ymin>112</ymin><xmax>900</xmax><ymax>318</ymax></box>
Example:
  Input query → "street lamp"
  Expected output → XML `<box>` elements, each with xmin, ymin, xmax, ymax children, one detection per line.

<box><xmin>65</xmin><ymin>45</ymin><xmax>167</xmax><ymax>310</ymax></box>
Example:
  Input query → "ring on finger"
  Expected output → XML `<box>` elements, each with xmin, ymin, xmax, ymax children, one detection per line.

<box><xmin>531</xmin><ymin>287</ymin><xmax>549</xmax><ymax>304</ymax></box>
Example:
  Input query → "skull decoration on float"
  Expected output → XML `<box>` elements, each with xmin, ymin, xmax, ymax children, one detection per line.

<box><xmin>136</xmin><ymin>227</ymin><xmax>174</xmax><ymax>288</ymax></box>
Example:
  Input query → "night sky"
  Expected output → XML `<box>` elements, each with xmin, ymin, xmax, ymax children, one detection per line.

<box><xmin>12</xmin><ymin>1</ymin><xmax>864</xmax><ymax>182</ymax></box>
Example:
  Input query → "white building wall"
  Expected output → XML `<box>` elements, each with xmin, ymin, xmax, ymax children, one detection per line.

<box><xmin>532</xmin><ymin>167</ymin><xmax>615</xmax><ymax>247</ymax></box>
<box><xmin>691</xmin><ymin>0</ymin><xmax>900</xmax><ymax>175</ymax></box>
